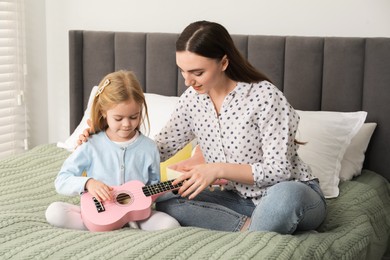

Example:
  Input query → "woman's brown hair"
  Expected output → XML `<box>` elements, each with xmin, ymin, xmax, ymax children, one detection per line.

<box><xmin>176</xmin><ymin>20</ymin><xmax>271</xmax><ymax>83</ymax></box>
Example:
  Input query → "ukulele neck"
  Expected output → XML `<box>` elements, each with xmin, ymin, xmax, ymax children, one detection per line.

<box><xmin>142</xmin><ymin>180</ymin><xmax>182</xmax><ymax>197</ymax></box>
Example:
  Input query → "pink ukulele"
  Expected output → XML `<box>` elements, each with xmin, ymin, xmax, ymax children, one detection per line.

<box><xmin>81</xmin><ymin>176</ymin><xmax>228</xmax><ymax>232</ymax></box>
<box><xmin>80</xmin><ymin>179</ymin><xmax>181</xmax><ymax>232</ymax></box>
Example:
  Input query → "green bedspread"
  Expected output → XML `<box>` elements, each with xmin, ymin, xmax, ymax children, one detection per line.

<box><xmin>0</xmin><ymin>144</ymin><xmax>389</xmax><ymax>259</ymax></box>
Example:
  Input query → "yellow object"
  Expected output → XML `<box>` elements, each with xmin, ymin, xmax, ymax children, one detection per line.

<box><xmin>160</xmin><ymin>143</ymin><xmax>192</xmax><ymax>181</ymax></box>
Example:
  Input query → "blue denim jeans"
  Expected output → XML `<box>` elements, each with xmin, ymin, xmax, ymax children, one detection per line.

<box><xmin>156</xmin><ymin>180</ymin><xmax>327</xmax><ymax>234</ymax></box>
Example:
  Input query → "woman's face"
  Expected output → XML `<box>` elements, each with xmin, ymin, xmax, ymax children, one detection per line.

<box><xmin>104</xmin><ymin>100</ymin><xmax>141</xmax><ymax>142</ymax></box>
<box><xmin>176</xmin><ymin>51</ymin><xmax>228</xmax><ymax>94</ymax></box>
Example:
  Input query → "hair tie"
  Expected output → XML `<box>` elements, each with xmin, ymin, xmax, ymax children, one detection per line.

<box><xmin>96</xmin><ymin>79</ymin><xmax>110</xmax><ymax>97</ymax></box>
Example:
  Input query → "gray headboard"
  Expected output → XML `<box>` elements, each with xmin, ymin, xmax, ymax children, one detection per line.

<box><xmin>69</xmin><ymin>30</ymin><xmax>390</xmax><ymax>181</ymax></box>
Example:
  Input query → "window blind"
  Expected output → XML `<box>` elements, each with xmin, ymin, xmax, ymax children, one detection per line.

<box><xmin>0</xmin><ymin>0</ymin><xmax>28</xmax><ymax>159</ymax></box>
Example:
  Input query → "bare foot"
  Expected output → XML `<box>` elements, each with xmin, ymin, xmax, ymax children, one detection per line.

<box><xmin>241</xmin><ymin>217</ymin><xmax>251</xmax><ymax>231</ymax></box>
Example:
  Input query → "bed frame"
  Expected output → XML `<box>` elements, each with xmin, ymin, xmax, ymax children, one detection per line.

<box><xmin>69</xmin><ymin>31</ymin><xmax>390</xmax><ymax>182</ymax></box>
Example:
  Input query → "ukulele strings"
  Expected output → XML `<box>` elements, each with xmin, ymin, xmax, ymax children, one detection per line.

<box><xmin>109</xmin><ymin>180</ymin><xmax>224</xmax><ymax>203</ymax></box>
<box><xmin>142</xmin><ymin>180</ymin><xmax>183</xmax><ymax>196</ymax></box>
<box><xmin>113</xmin><ymin>179</ymin><xmax>224</xmax><ymax>200</ymax></box>
<box><xmin>111</xmin><ymin>180</ymin><xmax>183</xmax><ymax>202</ymax></box>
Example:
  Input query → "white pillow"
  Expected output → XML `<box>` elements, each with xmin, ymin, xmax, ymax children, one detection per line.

<box><xmin>141</xmin><ymin>93</ymin><xmax>180</xmax><ymax>139</ymax></box>
<box><xmin>296</xmin><ymin>110</ymin><xmax>367</xmax><ymax>198</ymax></box>
<box><xmin>57</xmin><ymin>90</ymin><xmax>179</xmax><ymax>151</ymax></box>
<box><xmin>339</xmin><ymin>123</ymin><xmax>377</xmax><ymax>181</ymax></box>
<box><xmin>57</xmin><ymin>86</ymin><xmax>98</xmax><ymax>151</ymax></box>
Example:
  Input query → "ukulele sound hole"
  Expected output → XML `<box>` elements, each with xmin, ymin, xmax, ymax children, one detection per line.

<box><xmin>116</xmin><ymin>193</ymin><xmax>132</xmax><ymax>205</ymax></box>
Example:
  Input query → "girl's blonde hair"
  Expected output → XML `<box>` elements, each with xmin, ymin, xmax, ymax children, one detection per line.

<box><xmin>91</xmin><ymin>70</ymin><xmax>150</xmax><ymax>134</ymax></box>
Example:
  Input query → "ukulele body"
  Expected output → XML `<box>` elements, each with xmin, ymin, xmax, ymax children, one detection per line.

<box><xmin>81</xmin><ymin>180</ymin><xmax>152</xmax><ymax>232</ymax></box>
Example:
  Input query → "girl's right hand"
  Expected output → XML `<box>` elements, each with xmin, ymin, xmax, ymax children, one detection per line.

<box><xmin>85</xmin><ymin>178</ymin><xmax>113</xmax><ymax>202</ymax></box>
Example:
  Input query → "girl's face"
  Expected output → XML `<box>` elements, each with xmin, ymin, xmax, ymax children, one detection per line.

<box><xmin>104</xmin><ymin>100</ymin><xmax>141</xmax><ymax>142</ymax></box>
<box><xmin>176</xmin><ymin>51</ymin><xmax>228</xmax><ymax>94</ymax></box>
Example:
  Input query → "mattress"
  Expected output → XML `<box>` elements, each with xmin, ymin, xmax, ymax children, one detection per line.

<box><xmin>0</xmin><ymin>144</ymin><xmax>389</xmax><ymax>259</ymax></box>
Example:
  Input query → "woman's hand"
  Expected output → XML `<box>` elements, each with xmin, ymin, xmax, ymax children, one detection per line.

<box><xmin>85</xmin><ymin>178</ymin><xmax>113</xmax><ymax>202</ymax></box>
<box><xmin>169</xmin><ymin>145</ymin><xmax>204</xmax><ymax>171</ymax></box>
<box><xmin>76</xmin><ymin>119</ymin><xmax>95</xmax><ymax>147</ymax></box>
<box><xmin>169</xmin><ymin>145</ymin><xmax>216</xmax><ymax>199</ymax></box>
<box><xmin>170</xmin><ymin>145</ymin><xmax>253</xmax><ymax>199</ymax></box>
<box><xmin>172</xmin><ymin>163</ymin><xmax>221</xmax><ymax>200</ymax></box>
<box><xmin>173</xmin><ymin>162</ymin><xmax>253</xmax><ymax>199</ymax></box>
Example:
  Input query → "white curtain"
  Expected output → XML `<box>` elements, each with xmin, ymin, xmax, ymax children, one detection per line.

<box><xmin>0</xmin><ymin>0</ymin><xmax>28</xmax><ymax>159</ymax></box>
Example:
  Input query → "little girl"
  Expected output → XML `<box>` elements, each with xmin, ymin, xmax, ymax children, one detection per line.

<box><xmin>46</xmin><ymin>70</ymin><xmax>180</xmax><ymax>231</ymax></box>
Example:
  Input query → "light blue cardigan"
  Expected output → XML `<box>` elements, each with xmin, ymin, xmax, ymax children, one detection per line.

<box><xmin>55</xmin><ymin>131</ymin><xmax>160</xmax><ymax>196</ymax></box>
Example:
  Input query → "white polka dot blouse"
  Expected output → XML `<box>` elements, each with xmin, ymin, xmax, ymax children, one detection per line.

<box><xmin>156</xmin><ymin>81</ymin><xmax>315</xmax><ymax>204</ymax></box>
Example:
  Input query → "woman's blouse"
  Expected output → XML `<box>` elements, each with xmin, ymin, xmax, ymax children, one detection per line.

<box><xmin>155</xmin><ymin>81</ymin><xmax>315</xmax><ymax>204</ymax></box>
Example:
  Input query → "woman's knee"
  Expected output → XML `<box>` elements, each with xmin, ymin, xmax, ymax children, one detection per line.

<box><xmin>268</xmin><ymin>181</ymin><xmax>307</xmax><ymax>197</ymax></box>
<box><xmin>250</xmin><ymin>181</ymin><xmax>326</xmax><ymax>233</ymax></box>
<box><xmin>264</xmin><ymin>181</ymin><xmax>320</xmax><ymax>208</ymax></box>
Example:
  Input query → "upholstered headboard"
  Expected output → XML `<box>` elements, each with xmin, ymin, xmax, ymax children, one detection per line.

<box><xmin>69</xmin><ymin>31</ymin><xmax>390</xmax><ymax>180</ymax></box>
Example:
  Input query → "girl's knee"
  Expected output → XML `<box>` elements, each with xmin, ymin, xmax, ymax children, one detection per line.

<box><xmin>139</xmin><ymin>211</ymin><xmax>180</xmax><ymax>231</ymax></box>
<box><xmin>45</xmin><ymin>202</ymin><xmax>65</xmax><ymax>226</ymax></box>
<box><xmin>45</xmin><ymin>202</ymin><xmax>86</xmax><ymax>230</ymax></box>
<box><xmin>150</xmin><ymin>211</ymin><xmax>181</xmax><ymax>228</ymax></box>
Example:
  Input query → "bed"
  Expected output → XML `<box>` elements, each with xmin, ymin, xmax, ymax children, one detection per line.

<box><xmin>1</xmin><ymin>31</ymin><xmax>389</xmax><ymax>259</ymax></box>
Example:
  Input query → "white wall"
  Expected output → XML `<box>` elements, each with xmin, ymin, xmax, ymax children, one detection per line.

<box><xmin>25</xmin><ymin>0</ymin><xmax>48</xmax><ymax>146</ymax></box>
<box><xmin>27</xmin><ymin>0</ymin><xmax>390</xmax><ymax>147</ymax></box>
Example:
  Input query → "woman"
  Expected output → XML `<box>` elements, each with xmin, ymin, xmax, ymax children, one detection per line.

<box><xmin>154</xmin><ymin>21</ymin><xmax>326</xmax><ymax>234</ymax></box>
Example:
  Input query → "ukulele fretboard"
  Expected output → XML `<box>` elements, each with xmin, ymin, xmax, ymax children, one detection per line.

<box><xmin>142</xmin><ymin>180</ymin><xmax>183</xmax><ymax>197</ymax></box>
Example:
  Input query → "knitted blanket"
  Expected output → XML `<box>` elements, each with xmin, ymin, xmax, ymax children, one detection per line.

<box><xmin>1</xmin><ymin>144</ymin><xmax>389</xmax><ymax>259</ymax></box>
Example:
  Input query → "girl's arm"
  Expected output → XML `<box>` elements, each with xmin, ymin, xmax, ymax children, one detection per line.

<box><xmin>56</xmin><ymin>143</ymin><xmax>113</xmax><ymax>201</ymax></box>
<box><xmin>55</xmin><ymin>144</ymin><xmax>93</xmax><ymax>196</ymax></box>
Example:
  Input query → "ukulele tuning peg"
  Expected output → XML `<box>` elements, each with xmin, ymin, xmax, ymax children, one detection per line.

<box><xmin>208</xmin><ymin>185</ymin><xmax>215</xmax><ymax>192</ymax></box>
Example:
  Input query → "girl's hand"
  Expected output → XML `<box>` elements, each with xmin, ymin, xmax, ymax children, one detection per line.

<box><xmin>172</xmin><ymin>163</ymin><xmax>221</xmax><ymax>200</ymax></box>
<box><xmin>85</xmin><ymin>178</ymin><xmax>113</xmax><ymax>202</ymax></box>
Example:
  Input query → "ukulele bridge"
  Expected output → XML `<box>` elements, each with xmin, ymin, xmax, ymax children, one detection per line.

<box><xmin>92</xmin><ymin>197</ymin><xmax>105</xmax><ymax>213</ymax></box>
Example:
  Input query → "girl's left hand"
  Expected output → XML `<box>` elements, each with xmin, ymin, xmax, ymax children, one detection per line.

<box><xmin>172</xmin><ymin>163</ymin><xmax>220</xmax><ymax>199</ymax></box>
